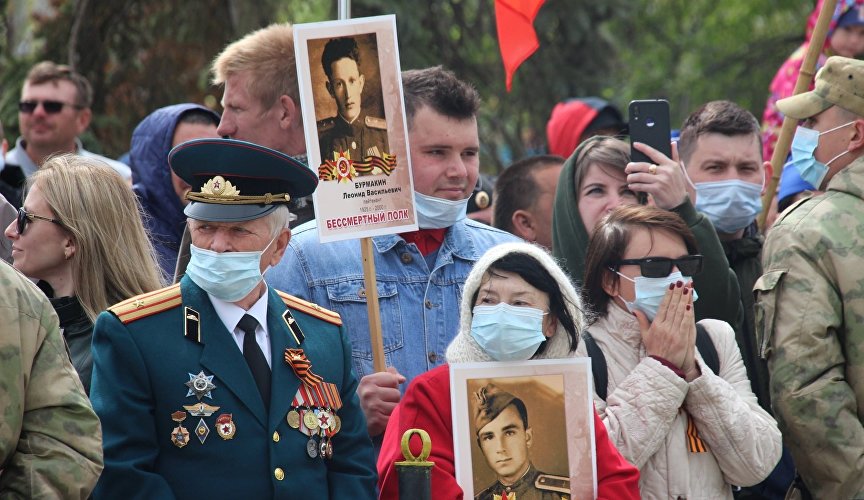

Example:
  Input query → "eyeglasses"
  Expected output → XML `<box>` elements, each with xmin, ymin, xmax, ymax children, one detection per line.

<box><xmin>612</xmin><ymin>255</ymin><xmax>703</xmax><ymax>278</ymax></box>
<box><xmin>16</xmin><ymin>208</ymin><xmax>65</xmax><ymax>235</ymax></box>
<box><xmin>18</xmin><ymin>100</ymin><xmax>83</xmax><ymax>114</ymax></box>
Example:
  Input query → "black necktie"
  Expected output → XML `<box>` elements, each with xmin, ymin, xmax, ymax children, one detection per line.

<box><xmin>237</xmin><ymin>314</ymin><xmax>270</xmax><ymax>409</ymax></box>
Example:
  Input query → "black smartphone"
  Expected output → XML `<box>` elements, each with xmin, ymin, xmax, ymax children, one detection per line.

<box><xmin>628</xmin><ymin>99</ymin><xmax>671</xmax><ymax>164</ymax></box>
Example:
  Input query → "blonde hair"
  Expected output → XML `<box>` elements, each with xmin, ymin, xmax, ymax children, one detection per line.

<box><xmin>211</xmin><ymin>23</ymin><xmax>299</xmax><ymax>109</ymax></box>
<box><xmin>30</xmin><ymin>155</ymin><xmax>165</xmax><ymax>321</ymax></box>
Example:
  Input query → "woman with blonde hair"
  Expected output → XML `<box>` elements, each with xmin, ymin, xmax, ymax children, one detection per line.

<box><xmin>4</xmin><ymin>154</ymin><xmax>164</xmax><ymax>393</ymax></box>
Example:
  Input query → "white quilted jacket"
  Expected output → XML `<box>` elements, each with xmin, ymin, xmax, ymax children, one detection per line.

<box><xmin>576</xmin><ymin>304</ymin><xmax>782</xmax><ymax>499</ymax></box>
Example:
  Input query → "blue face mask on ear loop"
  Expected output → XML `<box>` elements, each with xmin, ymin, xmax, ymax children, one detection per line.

<box><xmin>186</xmin><ymin>236</ymin><xmax>277</xmax><ymax>302</ymax></box>
<box><xmin>788</xmin><ymin>122</ymin><xmax>855</xmax><ymax>189</ymax></box>
<box><xmin>470</xmin><ymin>303</ymin><xmax>548</xmax><ymax>361</ymax></box>
<box><xmin>612</xmin><ymin>269</ymin><xmax>699</xmax><ymax>322</ymax></box>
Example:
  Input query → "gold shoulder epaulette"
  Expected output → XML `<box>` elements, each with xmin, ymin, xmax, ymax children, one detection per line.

<box><xmin>275</xmin><ymin>290</ymin><xmax>342</xmax><ymax>326</ymax></box>
<box><xmin>317</xmin><ymin>117</ymin><xmax>336</xmax><ymax>133</ymax></box>
<box><xmin>109</xmin><ymin>284</ymin><xmax>182</xmax><ymax>324</ymax></box>
<box><xmin>365</xmin><ymin>115</ymin><xmax>387</xmax><ymax>130</ymax></box>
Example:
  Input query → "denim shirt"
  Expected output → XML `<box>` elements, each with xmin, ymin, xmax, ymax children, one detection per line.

<box><xmin>267</xmin><ymin>218</ymin><xmax>520</xmax><ymax>386</ymax></box>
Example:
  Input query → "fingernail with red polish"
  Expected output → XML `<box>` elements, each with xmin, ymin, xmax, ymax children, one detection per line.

<box><xmin>683</xmin><ymin>288</ymin><xmax>689</xmax><ymax>295</ymax></box>
<box><xmin>676</xmin><ymin>281</ymin><xmax>683</xmax><ymax>288</ymax></box>
<box><xmin>686</xmin><ymin>304</ymin><xmax>691</xmax><ymax>311</ymax></box>
<box><xmin>669</xmin><ymin>283</ymin><xmax>675</xmax><ymax>290</ymax></box>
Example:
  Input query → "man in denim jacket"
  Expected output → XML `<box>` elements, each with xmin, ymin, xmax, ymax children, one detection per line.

<box><xmin>267</xmin><ymin>66</ymin><xmax>519</xmax><ymax>436</ymax></box>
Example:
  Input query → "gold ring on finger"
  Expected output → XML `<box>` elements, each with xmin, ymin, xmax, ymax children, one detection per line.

<box><xmin>648</xmin><ymin>164</ymin><xmax>658</xmax><ymax>175</ymax></box>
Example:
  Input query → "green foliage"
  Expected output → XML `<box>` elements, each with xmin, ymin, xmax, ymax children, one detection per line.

<box><xmin>604</xmin><ymin>0</ymin><xmax>812</xmax><ymax>128</ymax></box>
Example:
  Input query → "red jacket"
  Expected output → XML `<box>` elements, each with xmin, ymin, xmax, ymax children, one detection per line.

<box><xmin>377</xmin><ymin>365</ymin><xmax>640</xmax><ymax>499</ymax></box>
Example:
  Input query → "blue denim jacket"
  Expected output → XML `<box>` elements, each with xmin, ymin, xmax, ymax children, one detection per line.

<box><xmin>267</xmin><ymin>219</ymin><xmax>520</xmax><ymax>386</ymax></box>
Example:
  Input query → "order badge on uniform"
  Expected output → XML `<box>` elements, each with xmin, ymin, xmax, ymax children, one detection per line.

<box><xmin>216</xmin><ymin>413</ymin><xmax>236</xmax><ymax>440</ymax></box>
<box><xmin>171</xmin><ymin>411</ymin><xmax>190</xmax><ymax>448</ymax></box>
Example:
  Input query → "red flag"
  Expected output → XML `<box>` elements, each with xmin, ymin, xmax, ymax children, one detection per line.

<box><xmin>495</xmin><ymin>0</ymin><xmax>545</xmax><ymax>92</ymax></box>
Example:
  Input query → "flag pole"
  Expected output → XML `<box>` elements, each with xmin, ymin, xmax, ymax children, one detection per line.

<box><xmin>758</xmin><ymin>0</ymin><xmax>838</xmax><ymax>230</ymax></box>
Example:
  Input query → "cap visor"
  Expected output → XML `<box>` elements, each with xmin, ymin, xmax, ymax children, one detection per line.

<box><xmin>777</xmin><ymin>91</ymin><xmax>833</xmax><ymax>120</ymax></box>
<box><xmin>184</xmin><ymin>202</ymin><xmax>278</xmax><ymax>222</ymax></box>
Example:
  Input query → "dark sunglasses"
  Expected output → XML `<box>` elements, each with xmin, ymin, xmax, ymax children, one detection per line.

<box><xmin>18</xmin><ymin>100</ymin><xmax>82</xmax><ymax>114</ymax></box>
<box><xmin>17</xmin><ymin>208</ymin><xmax>65</xmax><ymax>235</ymax></box>
<box><xmin>613</xmin><ymin>255</ymin><xmax>703</xmax><ymax>278</ymax></box>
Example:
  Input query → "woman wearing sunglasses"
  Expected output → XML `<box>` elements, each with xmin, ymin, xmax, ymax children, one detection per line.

<box><xmin>551</xmin><ymin>136</ymin><xmax>741</xmax><ymax>328</ymax></box>
<box><xmin>580</xmin><ymin>205</ymin><xmax>780</xmax><ymax>498</ymax></box>
<box><xmin>3</xmin><ymin>154</ymin><xmax>163</xmax><ymax>394</ymax></box>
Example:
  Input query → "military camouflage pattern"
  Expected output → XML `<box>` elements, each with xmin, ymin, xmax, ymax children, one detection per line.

<box><xmin>0</xmin><ymin>262</ymin><xmax>103</xmax><ymax>498</ymax></box>
<box><xmin>755</xmin><ymin>155</ymin><xmax>864</xmax><ymax>498</ymax></box>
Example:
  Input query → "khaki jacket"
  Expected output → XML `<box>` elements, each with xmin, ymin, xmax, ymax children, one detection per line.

<box><xmin>0</xmin><ymin>263</ymin><xmax>103</xmax><ymax>498</ymax></box>
<box><xmin>577</xmin><ymin>304</ymin><xmax>781</xmax><ymax>499</ymax></box>
<box><xmin>756</xmin><ymin>155</ymin><xmax>864</xmax><ymax>498</ymax></box>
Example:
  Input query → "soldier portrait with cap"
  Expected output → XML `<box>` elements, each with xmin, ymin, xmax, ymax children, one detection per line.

<box><xmin>316</xmin><ymin>36</ymin><xmax>390</xmax><ymax>167</ymax></box>
<box><xmin>472</xmin><ymin>383</ymin><xmax>570</xmax><ymax>500</ymax></box>
<box><xmin>89</xmin><ymin>138</ymin><xmax>376</xmax><ymax>499</ymax></box>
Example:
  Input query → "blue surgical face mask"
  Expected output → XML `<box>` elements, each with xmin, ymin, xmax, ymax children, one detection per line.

<box><xmin>613</xmin><ymin>270</ymin><xmax>699</xmax><ymax>322</ymax></box>
<box><xmin>470</xmin><ymin>303</ymin><xmax>547</xmax><ymax>361</ymax></box>
<box><xmin>186</xmin><ymin>238</ymin><xmax>275</xmax><ymax>302</ymax></box>
<box><xmin>694</xmin><ymin>179</ymin><xmax>763</xmax><ymax>234</ymax></box>
<box><xmin>788</xmin><ymin>122</ymin><xmax>854</xmax><ymax>189</ymax></box>
<box><xmin>414</xmin><ymin>192</ymin><xmax>469</xmax><ymax>229</ymax></box>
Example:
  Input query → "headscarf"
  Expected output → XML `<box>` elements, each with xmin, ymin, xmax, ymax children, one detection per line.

<box><xmin>445</xmin><ymin>242</ymin><xmax>585</xmax><ymax>363</ymax></box>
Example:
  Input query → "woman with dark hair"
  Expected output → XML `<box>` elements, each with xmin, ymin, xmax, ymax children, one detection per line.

<box><xmin>579</xmin><ymin>205</ymin><xmax>780</xmax><ymax>498</ymax></box>
<box><xmin>551</xmin><ymin>135</ymin><xmax>741</xmax><ymax>327</ymax></box>
<box><xmin>376</xmin><ymin>242</ymin><xmax>640</xmax><ymax>499</ymax></box>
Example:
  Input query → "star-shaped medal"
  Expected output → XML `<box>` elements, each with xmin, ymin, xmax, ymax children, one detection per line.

<box><xmin>185</xmin><ymin>371</ymin><xmax>216</xmax><ymax>400</ymax></box>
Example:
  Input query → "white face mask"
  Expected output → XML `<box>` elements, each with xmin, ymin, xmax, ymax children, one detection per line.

<box><xmin>414</xmin><ymin>192</ymin><xmax>469</xmax><ymax>229</ymax></box>
<box><xmin>186</xmin><ymin>237</ymin><xmax>275</xmax><ymax>302</ymax></box>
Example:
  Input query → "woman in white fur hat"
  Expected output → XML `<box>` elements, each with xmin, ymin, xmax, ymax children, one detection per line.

<box><xmin>376</xmin><ymin>241</ymin><xmax>640</xmax><ymax>499</ymax></box>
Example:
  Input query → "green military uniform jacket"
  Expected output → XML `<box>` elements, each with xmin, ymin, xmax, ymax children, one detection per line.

<box><xmin>756</xmin><ymin>155</ymin><xmax>864</xmax><ymax>498</ymax></box>
<box><xmin>0</xmin><ymin>262</ymin><xmax>103</xmax><ymax>498</ymax></box>
<box><xmin>475</xmin><ymin>464</ymin><xmax>569</xmax><ymax>500</ymax></box>
<box><xmin>90</xmin><ymin>276</ymin><xmax>376</xmax><ymax>499</ymax></box>
<box><xmin>318</xmin><ymin>110</ymin><xmax>389</xmax><ymax>162</ymax></box>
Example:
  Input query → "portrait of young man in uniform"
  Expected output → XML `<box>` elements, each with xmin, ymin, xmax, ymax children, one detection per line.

<box><xmin>313</xmin><ymin>35</ymin><xmax>389</xmax><ymax>165</ymax></box>
<box><xmin>471</xmin><ymin>383</ymin><xmax>570</xmax><ymax>500</ymax></box>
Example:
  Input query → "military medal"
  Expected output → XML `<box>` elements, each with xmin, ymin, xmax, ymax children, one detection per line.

<box><xmin>183</xmin><ymin>402</ymin><xmax>219</xmax><ymax>417</ymax></box>
<box><xmin>185</xmin><ymin>371</ymin><xmax>216</xmax><ymax>400</ymax></box>
<box><xmin>319</xmin><ymin>438</ymin><xmax>328</xmax><ymax>459</ymax></box>
<box><xmin>331</xmin><ymin>414</ymin><xmax>342</xmax><ymax>434</ymax></box>
<box><xmin>286</xmin><ymin>409</ymin><xmax>301</xmax><ymax>429</ymax></box>
<box><xmin>317</xmin><ymin>409</ymin><xmax>332</xmax><ymax>430</ymax></box>
<box><xmin>216</xmin><ymin>413</ymin><xmax>236</xmax><ymax>440</ymax></box>
<box><xmin>306</xmin><ymin>436</ymin><xmax>319</xmax><ymax>458</ymax></box>
<box><xmin>194</xmin><ymin>418</ymin><xmax>210</xmax><ymax>444</ymax></box>
<box><xmin>171</xmin><ymin>411</ymin><xmax>190</xmax><ymax>448</ymax></box>
<box><xmin>303</xmin><ymin>410</ymin><xmax>319</xmax><ymax>431</ymax></box>
<box><xmin>324</xmin><ymin>439</ymin><xmax>333</xmax><ymax>459</ymax></box>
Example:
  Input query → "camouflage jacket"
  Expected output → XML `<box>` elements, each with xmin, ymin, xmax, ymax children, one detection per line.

<box><xmin>756</xmin><ymin>155</ymin><xmax>864</xmax><ymax>498</ymax></box>
<box><xmin>0</xmin><ymin>263</ymin><xmax>103</xmax><ymax>498</ymax></box>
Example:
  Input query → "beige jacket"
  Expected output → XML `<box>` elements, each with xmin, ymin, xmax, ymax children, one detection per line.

<box><xmin>576</xmin><ymin>304</ymin><xmax>780</xmax><ymax>499</ymax></box>
<box><xmin>0</xmin><ymin>262</ymin><xmax>103</xmax><ymax>498</ymax></box>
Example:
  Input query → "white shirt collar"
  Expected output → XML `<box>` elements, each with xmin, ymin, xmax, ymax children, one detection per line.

<box><xmin>208</xmin><ymin>288</ymin><xmax>270</xmax><ymax>334</ymax></box>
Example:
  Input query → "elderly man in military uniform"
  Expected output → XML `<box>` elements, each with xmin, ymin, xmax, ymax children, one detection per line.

<box><xmin>89</xmin><ymin>138</ymin><xmax>376</xmax><ymax>499</ymax></box>
<box><xmin>473</xmin><ymin>384</ymin><xmax>570</xmax><ymax>500</ymax></box>
<box><xmin>317</xmin><ymin>37</ymin><xmax>389</xmax><ymax>165</ymax></box>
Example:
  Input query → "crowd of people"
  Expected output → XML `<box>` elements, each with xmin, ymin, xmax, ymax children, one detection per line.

<box><xmin>1</xmin><ymin>2</ymin><xmax>864</xmax><ymax>498</ymax></box>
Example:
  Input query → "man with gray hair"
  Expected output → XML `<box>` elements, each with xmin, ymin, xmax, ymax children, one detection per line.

<box><xmin>90</xmin><ymin>138</ymin><xmax>375</xmax><ymax>498</ymax></box>
<box><xmin>756</xmin><ymin>55</ymin><xmax>864</xmax><ymax>498</ymax></box>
